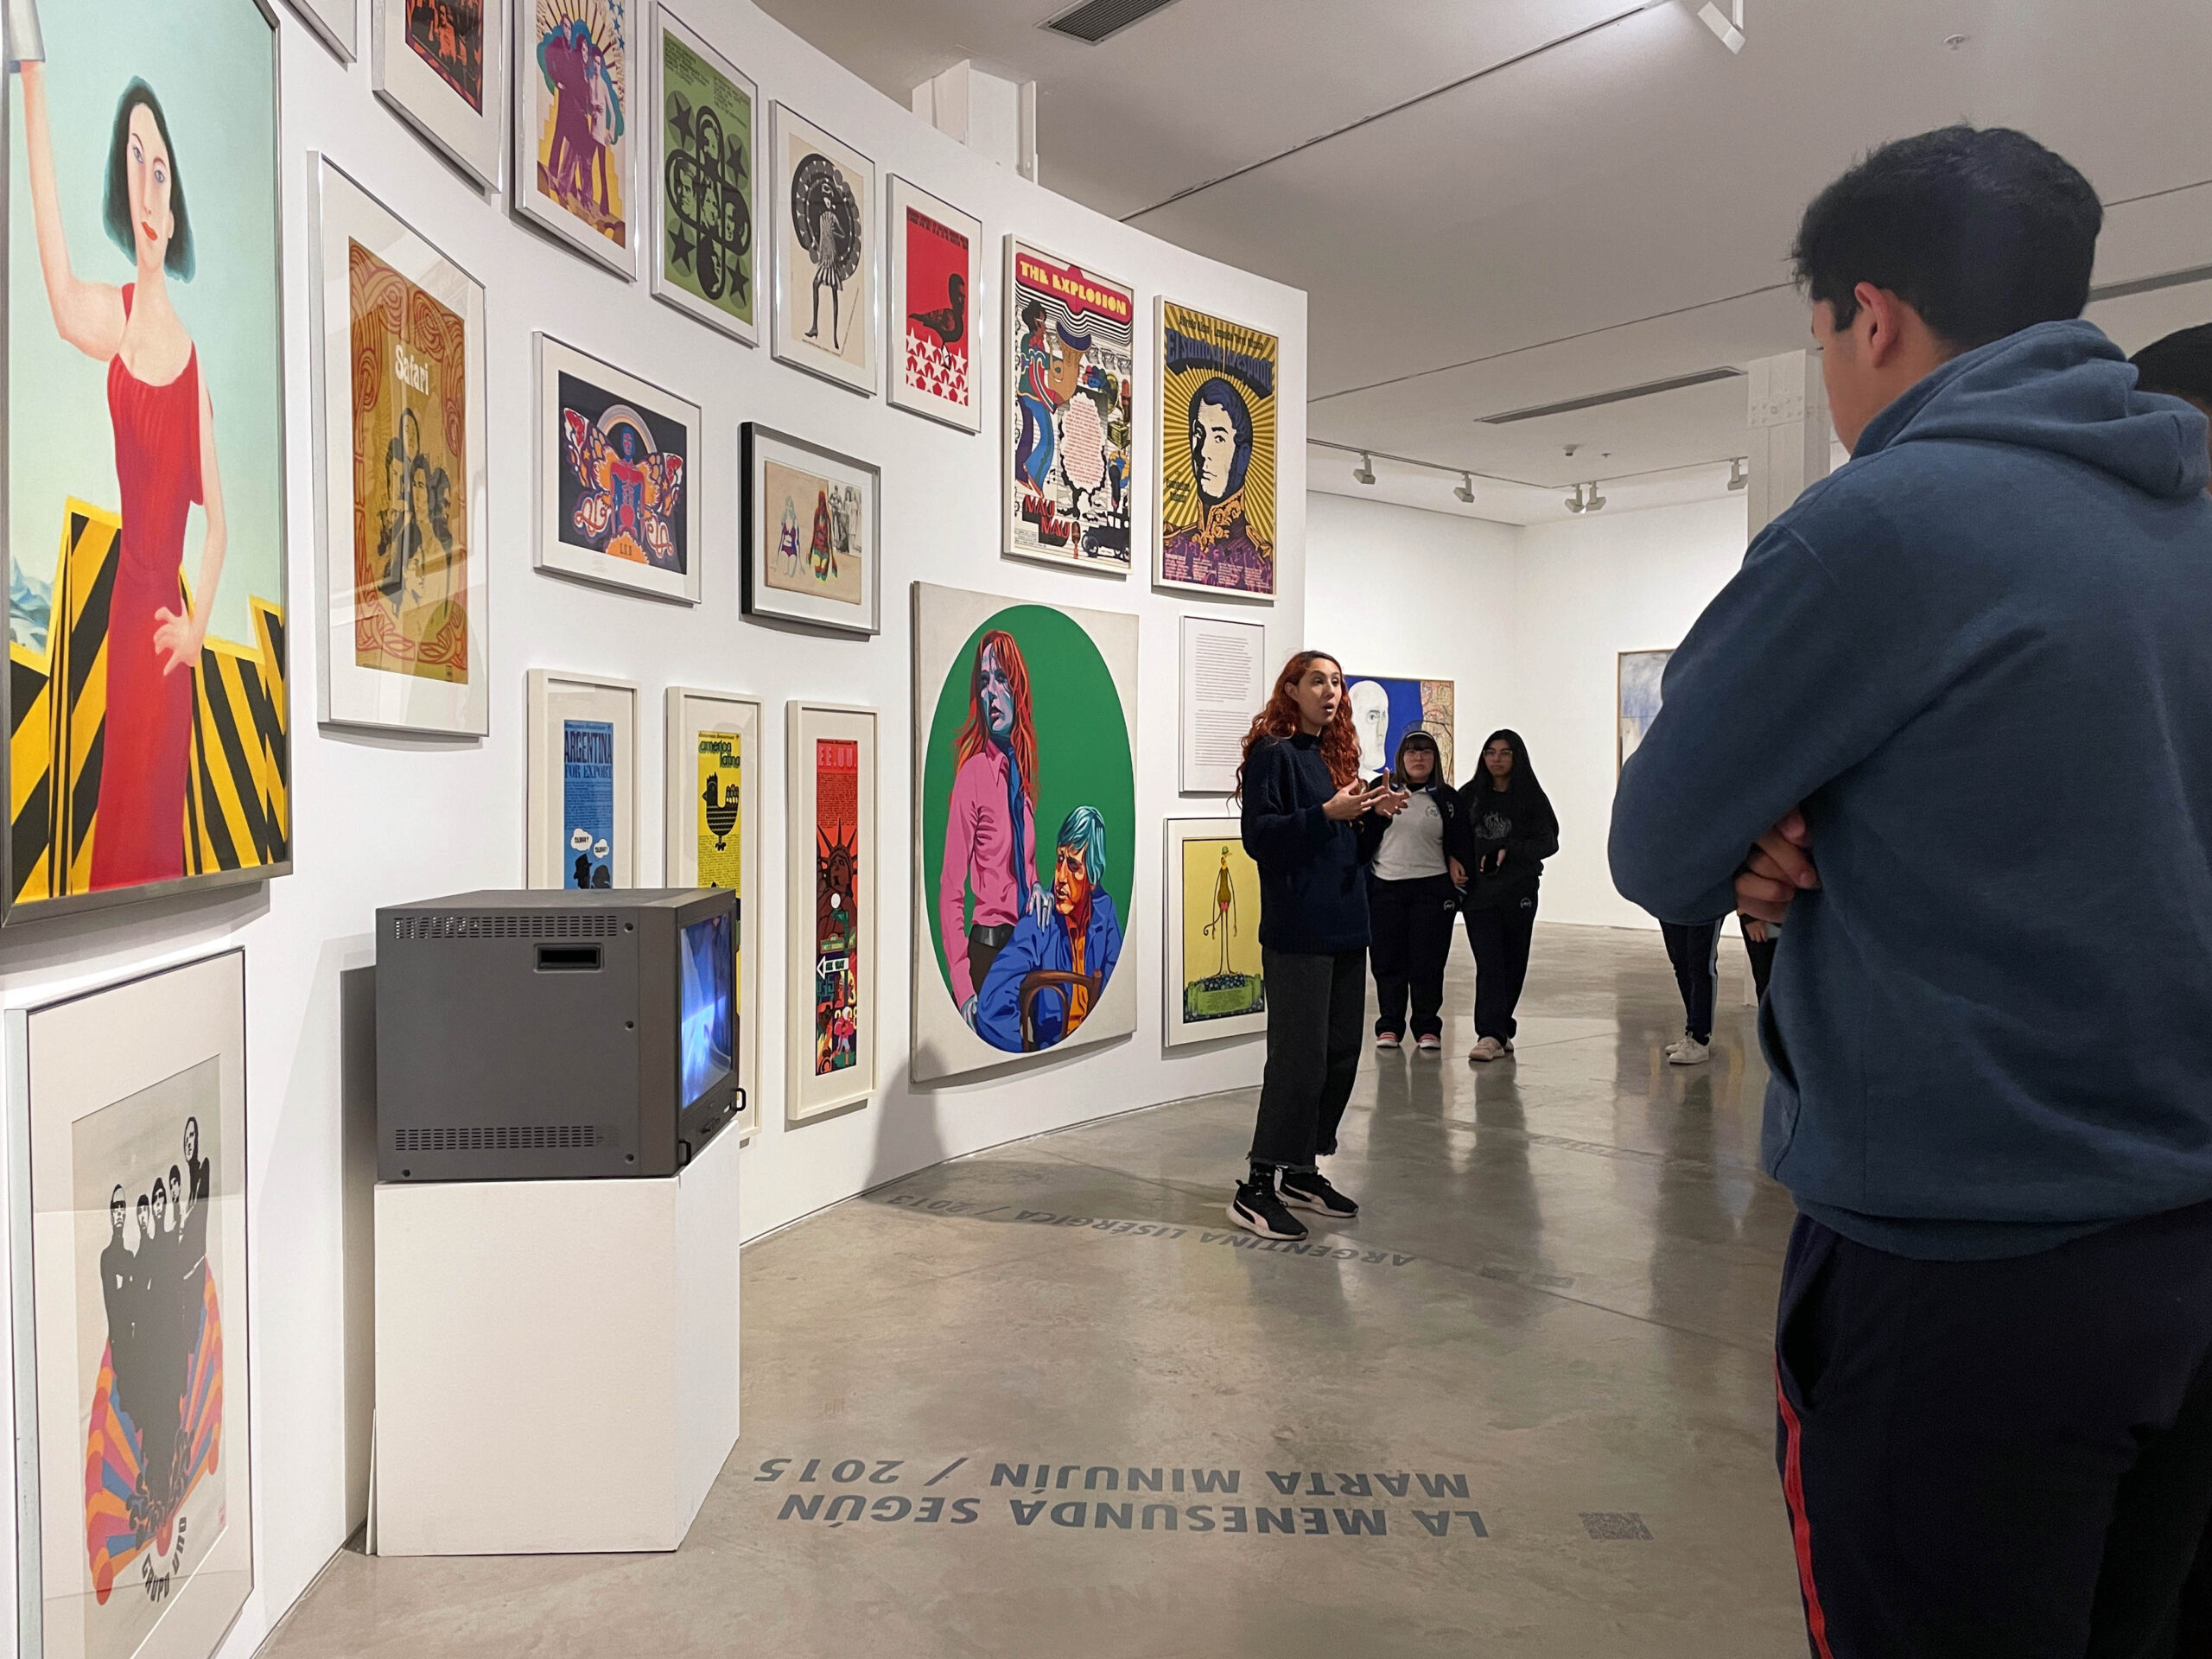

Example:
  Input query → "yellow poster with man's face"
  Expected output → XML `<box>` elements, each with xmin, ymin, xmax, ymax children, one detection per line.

<box><xmin>1180</xmin><ymin>836</ymin><xmax>1263</xmax><ymax>1023</ymax></box>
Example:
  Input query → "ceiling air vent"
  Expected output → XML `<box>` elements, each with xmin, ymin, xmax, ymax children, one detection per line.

<box><xmin>1042</xmin><ymin>0</ymin><xmax>1185</xmax><ymax>45</ymax></box>
<box><xmin>1478</xmin><ymin>367</ymin><xmax>1745</xmax><ymax>426</ymax></box>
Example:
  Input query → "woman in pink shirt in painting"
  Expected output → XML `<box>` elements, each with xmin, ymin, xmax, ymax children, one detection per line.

<box><xmin>940</xmin><ymin>629</ymin><xmax>1050</xmax><ymax>1028</ymax></box>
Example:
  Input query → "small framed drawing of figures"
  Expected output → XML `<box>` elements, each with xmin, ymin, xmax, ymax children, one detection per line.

<box><xmin>6</xmin><ymin>950</ymin><xmax>253</xmax><ymax>1659</ymax></box>
<box><xmin>5</xmin><ymin>0</ymin><xmax>294</xmax><ymax>923</ymax></box>
<box><xmin>1005</xmin><ymin>239</ymin><xmax>1136</xmax><ymax>571</ymax></box>
<box><xmin>770</xmin><ymin>102</ymin><xmax>876</xmax><ymax>397</ymax></box>
<box><xmin>887</xmin><ymin>176</ymin><xmax>981</xmax><ymax>433</ymax></box>
<box><xmin>286</xmin><ymin>0</ymin><xmax>358</xmax><ymax>60</ymax></box>
<box><xmin>512</xmin><ymin>0</ymin><xmax>639</xmax><ymax>276</ymax></box>
<box><xmin>312</xmin><ymin>156</ymin><xmax>490</xmax><ymax>736</ymax></box>
<box><xmin>786</xmin><ymin>700</ymin><xmax>877</xmax><ymax>1124</ymax></box>
<box><xmin>741</xmin><ymin>424</ymin><xmax>880</xmax><ymax>635</ymax></box>
<box><xmin>526</xmin><ymin>670</ymin><xmax>639</xmax><ymax>890</ymax></box>
<box><xmin>534</xmin><ymin>335</ymin><xmax>700</xmax><ymax>604</ymax></box>
<box><xmin>373</xmin><ymin>0</ymin><xmax>510</xmax><ymax>190</ymax></box>
<box><xmin>666</xmin><ymin>688</ymin><xmax>762</xmax><ymax>1137</ymax></box>
<box><xmin>651</xmin><ymin>8</ymin><xmax>757</xmax><ymax>344</ymax></box>
<box><xmin>1164</xmin><ymin>817</ymin><xmax>1267</xmax><ymax>1046</ymax></box>
<box><xmin>1156</xmin><ymin>300</ymin><xmax>1279</xmax><ymax>599</ymax></box>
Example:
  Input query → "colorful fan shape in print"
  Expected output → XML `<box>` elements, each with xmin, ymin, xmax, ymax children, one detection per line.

<box><xmin>84</xmin><ymin>1273</ymin><xmax>224</xmax><ymax>1603</ymax></box>
<box><xmin>562</xmin><ymin>404</ymin><xmax>685</xmax><ymax>570</ymax></box>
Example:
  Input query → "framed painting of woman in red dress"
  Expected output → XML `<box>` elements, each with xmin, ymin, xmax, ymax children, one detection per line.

<box><xmin>6</xmin><ymin>0</ymin><xmax>291</xmax><ymax>924</ymax></box>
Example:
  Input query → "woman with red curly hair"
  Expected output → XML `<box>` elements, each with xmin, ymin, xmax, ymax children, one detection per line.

<box><xmin>1229</xmin><ymin>651</ymin><xmax>1408</xmax><ymax>1240</ymax></box>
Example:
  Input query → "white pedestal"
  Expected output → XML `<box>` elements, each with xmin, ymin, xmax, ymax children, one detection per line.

<box><xmin>371</xmin><ymin>1126</ymin><xmax>740</xmax><ymax>1554</ymax></box>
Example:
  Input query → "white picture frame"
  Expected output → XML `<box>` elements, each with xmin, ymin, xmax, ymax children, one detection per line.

<box><xmin>286</xmin><ymin>0</ymin><xmax>359</xmax><ymax>60</ymax></box>
<box><xmin>511</xmin><ymin>0</ymin><xmax>642</xmax><ymax>277</ymax></box>
<box><xmin>666</xmin><ymin>688</ymin><xmax>763</xmax><ymax>1139</ymax></box>
<box><xmin>886</xmin><ymin>175</ymin><xmax>982</xmax><ymax>433</ymax></box>
<box><xmin>741</xmin><ymin>423</ymin><xmax>881</xmax><ymax>635</ymax></box>
<box><xmin>1162</xmin><ymin>817</ymin><xmax>1268</xmax><ymax>1046</ymax></box>
<box><xmin>534</xmin><ymin>334</ymin><xmax>702</xmax><ymax>605</ymax></box>
<box><xmin>372</xmin><ymin>0</ymin><xmax>509</xmax><ymax>191</ymax></box>
<box><xmin>786</xmin><ymin>700</ymin><xmax>878</xmax><ymax>1124</ymax></box>
<box><xmin>648</xmin><ymin>7</ymin><xmax>759</xmax><ymax>345</ymax></box>
<box><xmin>769</xmin><ymin>101</ymin><xmax>878</xmax><ymax>397</ymax></box>
<box><xmin>526</xmin><ymin>670</ymin><xmax>640</xmax><ymax>890</ymax></box>
<box><xmin>310</xmin><ymin>156</ymin><xmax>492</xmax><ymax>736</ymax></box>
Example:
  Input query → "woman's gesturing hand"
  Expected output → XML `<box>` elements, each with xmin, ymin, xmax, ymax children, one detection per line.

<box><xmin>1322</xmin><ymin>781</ymin><xmax>1372</xmax><ymax>822</ymax></box>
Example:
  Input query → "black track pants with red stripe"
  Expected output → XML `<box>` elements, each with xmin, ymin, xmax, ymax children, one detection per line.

<box><xmin>1774</xmin><ymin>1203</ymin><xmax>2212</xmax><ymax>1658</ymax></box>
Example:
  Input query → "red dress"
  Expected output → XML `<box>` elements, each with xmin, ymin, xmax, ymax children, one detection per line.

<box><xmin>92</xmin><ymin>284</ymin><xmax>200</xmax><ymax>889</ymax></box>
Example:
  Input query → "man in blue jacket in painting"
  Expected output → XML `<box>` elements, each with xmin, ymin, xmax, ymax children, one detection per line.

<box><xmin>976</xmin><ymin>805</ymin><xmax>1122</xmax><ymax>1053</ymax></box>
<box><xmin>1611</xmin><ymin>126</ymin><xmax>2212</xmax><ymax>1653</ymax></box>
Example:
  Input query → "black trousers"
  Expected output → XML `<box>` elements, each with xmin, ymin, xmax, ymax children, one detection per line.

<box><xmin>1660</xmin><ymin>918</ymin><xmax>1721</xmax><ymax>1042</ymax></box>
<box><xmin>1462</xmin><ymin>891</ymin><xmax>1537</xmax><ymax>1041</ymax></box>
<box><xmin>1776</xmin><ymin>1205</ymin><xmax>2212</xmax><ymax>1657</ymax></box>
<box><xmin>1745</xmin><ymin>929</ymin><xmax>1777</xmax><ymax>1001</ymax></box>
<box><xmin>1249</xmin><ymin>946</ymin><xmax>1366</xmax><ymax>1171</ymax></box>
<box><xmin>1368</xmin><ymin>874</ymin><xmax>1457</xmax><ymax>1039</ymax></box>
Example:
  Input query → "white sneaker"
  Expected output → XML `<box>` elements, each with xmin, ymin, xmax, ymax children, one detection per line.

<box><xmin>1468</xmin><ymin>1036</ymin><xmax>1505</xmax><ymax>1062</ymax></box>
<box><xmin>1415</xmin><ymin>1034</ymin><xmax>1441</xmax><ymax>1053</ymax></box>
<box><xmin>1669</xmin><ymin>1036</ymin><xmax>1711</xmax><ymax>1065</ymax></box>
<box><xmin>1376</xmin><ymin>1032</ymin><xmax>1402</xmax><ymax>1049</ymax></box>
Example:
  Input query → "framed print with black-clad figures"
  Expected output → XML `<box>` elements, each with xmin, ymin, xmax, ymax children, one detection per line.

<box><xmin>786</xmin><ymin>699</ymin><xmax>877</xmax><ymax>1123</ymax></box>
<box><xmin>887</xmin><ymin>176</ymin><xmax>980</xmax><ymax>433</ymax></box>
<box><xmin>667</xmin><ymin>687</ymin><xmax>761</xmax><ymax>1136</ymax></box>
<box><xmin>372</xmin><ymin>0</ymin><xmax>509</xmax><ymax>190</ymax></box>
<box><xmin>6</xmin><ymin>949</ymin><xmax>253</xmax><ymax>1659</ymax></box>
<box><xmin>741</xmin><ymin>423</ymin><xmax>880</xmax><ymax>635</ymax></box>
<box><xmin>526</xmin><ymin>669</ymin><xmax>638</xmax><ymax>890</ymax></box>
<box><xmin>535</xmin><ymin>334</ymin><xmax>700</xmax><ymax>604</ymax></box>
<box><xmin>4</xmin><ymin>0</ymin><xmax>294</xmax><ymax>923</ymax></box>
<box><xmin>769</xmin><ymin>101</ymin><xmax>875</xmax><ymax>397</ymax></box>
<box><xmin>650</xmin><ymin>8</ymin><xmax>756</xmax><ymax>345</ymax></box>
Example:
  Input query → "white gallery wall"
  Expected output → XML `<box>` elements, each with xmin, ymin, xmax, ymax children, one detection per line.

<box><xmin>0</xmin><ymin>0</ymin><xmax>1305</xmax><ymax>1649</ymax></box>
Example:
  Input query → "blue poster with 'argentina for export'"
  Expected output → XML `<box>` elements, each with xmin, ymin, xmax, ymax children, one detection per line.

<box><xmin>563</xmin><ymin>719</ymin><xmax>616</xmax><ymax>889</ymax></box>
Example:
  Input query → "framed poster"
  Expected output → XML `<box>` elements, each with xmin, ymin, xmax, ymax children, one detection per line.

<box><xmin>534</xmin><ymin>334</ymin><xmax>699</xmax><ymax>604</ymax></box>
<box><xmin>649</xmin><ymin>8</ymin><xmax>756</xmax><ymax>343</ymax></box>
<box><xmin>666</xmin><ymin>688</ymin><xmax>761</xmax><ymax>1138</ymax></box>
<box><xmin>1164</xmin><ymin>817</ymin><xmax>1267</xmax><ymax>1046</ymax></box>
<box><xmin>786</xmin><ymin>700</ymin><xmax>877</xmax><ymax>1123</ymax></box>
<box><xmin>1344</xmin><ymin>673</ymin><xmax>1454</xmax><ymax>784</ymax></box>
<box><xmin>512</xmin><ymin>0</ymin><xmax>638</xmax><ymax>276</ymax></box>
<box><xmin>887</xmin><ymin>176</ymin><xmax>980</xmax><ymax>433</ymax></box>
<box><xmin>912</xmin><ymin>583</ymin><xmax>1138</xmax><ymax>1084</ymax></box>
<box><xmin>1004</xmin><ymin>238</ymin><xmax>1135</xmax><ymax>571</ymax></box>
<box><xmin>769</xmin><ymin>102</ymin><xmax>876</xmax><ymax>396</ymax></box>
<box><xmin>1178</xmin><ymin>613</ymin><xmax>1265</xmax><ymax>794</ymax></box>
<box><xmin>1618</xmin><ymin>648</ymin><xmax>1671</xmax><ymax>771</ymax></box>
<box><xmin>311</xmin><ymin>156</ymin><xmax>490</xmax><ymax>736</ymax></box>
<box><xmin>6</xmin><ymin>950</ymin><xmax>252</xmax><ymax>1659</ymax></box>
<box><xmin>1156</xmin><ymin>300</ymin><xmax>1277</xmax><ymax>598</ymax></box>
<box><xmin>286</xmin><ymin>0</ymin><xmax>359</xmax><ymax>60</ymax></box>
<box><xmin>4</xmin><ymin>0</ymin><xmax>294</xmax><ymax>924</ymax></box>
<box><xmin>525</xmin><ymin>669</ymin><xmax>639</xmax><ymax>889</ymax></box>
<box><xmin>372</xmin><ymin>0</ymin><xmax>509</xmax><ymax>190</ymax></box>
<box><xmin>741</xmin><ymin>423</ymin><xmax>880</xmax><ymax>635</ymax></box>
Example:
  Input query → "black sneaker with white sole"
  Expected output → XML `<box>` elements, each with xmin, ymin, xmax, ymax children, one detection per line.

<box><xmin>1279</xmin><ymin>1171</ymin><xmax>1359</xmax><ymax>1219</ymax></box>
<box><xmin>1228</xmin><ymin>1178</ymin><xmax>1307</xmax><ymax>1240</ymax></box>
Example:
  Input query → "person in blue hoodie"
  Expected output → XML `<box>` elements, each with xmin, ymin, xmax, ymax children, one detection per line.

<box><xmin>1611</xmin><ymin>127</ymin><xmax>2212</xmax><ymax>1653</ymax></box>
<box><xmin>975</xmin><ymin>805</ymin><xmax>1122</xmax><ymax>1053</ymax></box>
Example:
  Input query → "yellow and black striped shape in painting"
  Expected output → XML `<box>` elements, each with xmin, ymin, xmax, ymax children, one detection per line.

<box><xmin>9</xmin><ymin>500</ymin><xmax>290</xmax><ymax>907</ymax></box>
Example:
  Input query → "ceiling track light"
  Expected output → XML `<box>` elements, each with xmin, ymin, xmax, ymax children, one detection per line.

<box><xmin>1695</xmin><ymin>0</ymin><xmax>1745</xmax><ymax>52</ymax></box>
<box><xmin>1352</xmin><ymin>452</ymin><xmax>1376</xmax><ymax>486</ymax></box>
<box><xmin>1564</xmin><ymin>483</ymin><xmax>1587</xmax><ymax>514</ymax></box>
<box><xmin>1564</xmin><ymin>481</ymin><xmax>1607</xmax><ymax>514</ymax></box>
<box><xmin>1726</xmin><ymin>457</ymin><xmax>1749</xmax><ymax>491</ymax></box>
<box><xmin>1454</xmin><ymin>472</ymin><xmax>1475</xmax><ymax>504</ymax></box>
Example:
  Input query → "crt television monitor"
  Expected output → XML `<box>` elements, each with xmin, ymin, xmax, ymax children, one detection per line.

<box><xmin>680</xmin><ymin>909</ymin><xmax>735</xmax><ymax>1110</ymax></box>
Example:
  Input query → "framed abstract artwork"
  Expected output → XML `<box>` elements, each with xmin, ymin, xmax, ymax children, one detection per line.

<box><xmin>886</xmin><ymin>175</ymin><xmax>980</xmax><ymax>432</ymax></box>
<box><xmin>1156</xmin><ymin>300</ymin><xmax>1278</xmax><ymax>599</ymax></box>
<box><xmin>666</xmin><ymin>688</ymin><xmax>762</xmax><ymax>1138</ymax></box>
<box><xmin>6</xmin><ymin>950</ymin><xmax>253</xmax><ymax>1659</ymax></box>
<box><xmin>372</xmin><ymin>0</ymin><xmax>509</xmax><ymax>190</ymax></box>
<box><xmin>512</xmin><ymin>0</ymin><xmax>639</xmax><ymax>276</ymax></box>
<box><xmin>1344</xmin><ymin>673</ymin><xmax>1454</xmax><ymax>784</ymax></box>
<box><xmin>650</xmin><ymin>8</ymin><xmax>756</xmax><ymax>344</ymax></box>
<box><xmin>311</xmin><ymin>156</ymin><xmax>490</xmax><ymax>736</ymax></box>
<box><xmin>741</xmin><ymin>423</ymin><xmax>880</xmax><ymax>635</ymax></box>
<box><xmin>285</xmin><ymin>0</ymin><xmax>359</xmax><ymax>60</ymax></box>
<box><xmin>534</xmin><ymin>334</ymin><xmax>699</xmax><ymax>604</ymax></box>
<box><xmin>1618</xmin><ymin>648</ymin><xmax>1672</xmax><ymax>772</ymax></box>
<box><xmin>3</xmin><ymin>0</ymin><xmax>293</xmax><ymax>923</ymax></box>
<box><xmin>1004</xmin><ymin>238</ymin><xmax>1135</xmax><ymax>571</ymax></box>
<box><xmin>769</xmin><ymin>102</ymin><xmax>876</xmax><ymax>397</ymax></box>
<box><xmin>1163</xmin><ymin>817</ymin><xmax>1267</xmax><ymax>1046</ymax></box>
<box><xmin>911</xmin><ymin>583</ymin><xmax>1138</xmax><ymax>1084</ymax></box>
<box><xmin>786</xmin><ymin>700</ymin><xmax>877</xmax><ymax>1123</ymax></box>
<box><xmin>526</xmin><ymin>669</ymin><xmax>639</xmax><ymax>890</ymax></box>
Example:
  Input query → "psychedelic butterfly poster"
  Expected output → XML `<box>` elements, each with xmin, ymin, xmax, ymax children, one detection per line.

<box><xmin>887</xmin><ymin>176</ymin><xmax>980</xmax><ymax>432</ymax></box>
<box><xmin>785</xmin><ymin>702</ymin><xmax>875</xmax><ymax>1123</ymax></box>
<box><xmin>1156</xmin><ymin>300</ymin><xmax>1279</xmax><ymax>598</ymax></box>
<box><xmin>1004</xmin><ymin>239</ymin><xmax>1135</xmax><ymax>570</ymax></box>
<box><xmin>651</xmin><ymin>10</ymin><xmax>756</xmax><ymax>343</ymax></box>
<box><xmin>514</xmin><ymin>0</ymin><xmax>638</xmax><ymax>275</ymax></box>
<box><xmin>534</xmin><ymin>334</ymin><xmax>700</xmax><ymax>604</ymax></box>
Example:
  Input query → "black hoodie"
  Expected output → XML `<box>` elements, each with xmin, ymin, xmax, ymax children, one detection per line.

<box><xmin>1452</xmin><ymin>728</ymin><xmax>1558</xmax><ymax>910</ymax></box>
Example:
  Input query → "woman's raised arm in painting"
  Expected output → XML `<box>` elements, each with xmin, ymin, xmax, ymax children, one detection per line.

<box><xmin>16</xmin><ymin>60</ymin><xmax>128</xmax><ymax>361</ymax></box>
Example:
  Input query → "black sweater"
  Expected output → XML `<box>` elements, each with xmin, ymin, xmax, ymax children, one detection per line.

<box><xmin>1451</xmin><ymin>779</ymin><xmax>1560</xmax><ymax>911</ymax></box>
<box><xmin>1240</xmin><ymin>734</ymin><xmax>1388</xmax><ymax>953</ymax></box>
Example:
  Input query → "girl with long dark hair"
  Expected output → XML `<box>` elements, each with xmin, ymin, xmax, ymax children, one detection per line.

<box><xmin>1366</xmin><ymin>730</ymin><xmax>1462</xmax><ymax>1053</ymax></box>
<box><xmin>1453</xmin><ymin>729</ymin><xmax>1558</xmax><ymax>1062</ymax></box>
<box><xmin>1230</xmin><ymin>652</ymin><xmax>1408</xmax><ymax>1239</ymax></box>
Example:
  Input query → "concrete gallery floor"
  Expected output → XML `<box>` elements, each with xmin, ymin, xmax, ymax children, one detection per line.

<box><xmin>264</xmin><ymin>925</ymin><xmax>1807</xmax><ymax>1656</ymax></box>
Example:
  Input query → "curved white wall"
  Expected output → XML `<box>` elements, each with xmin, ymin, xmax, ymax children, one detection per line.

<box><xmin>0</xmin><ymin>2</ymin><xmax>1306</xmax><ymax>1647</ymax></box>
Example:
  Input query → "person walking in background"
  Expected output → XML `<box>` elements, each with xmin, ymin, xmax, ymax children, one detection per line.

<box><xmin>1659</xmin><ymin>918</ymin><xmax>1723</xmax><ymax>1064</ymax></box>
<box><xmin>2133</xmin><ymin>322</ymin><xmax>2212</xmax><ymax>481</ymax></box>
<box><xmin>1366</xmin><ymin>730</ymin><xmax>1461</xmax><ymax>1054</ymax></box>
<box><xmin>1230</xmin><ymin>652</ymin><xmax>1408</xmax><ymax>1241</ymax></box>
<box><xmin>1454</xmin><ymin>730</ymin><xmax>1558</xmax><ymax>1063</ymax></box>
<box><xmin>1740</xmin><ymin>915</ymin><xmax>1777</xmax><ymax>1001</ymax></box>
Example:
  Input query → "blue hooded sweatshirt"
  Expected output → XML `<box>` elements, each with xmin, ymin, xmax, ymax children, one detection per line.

<box><xmin>1610</xmin><ymin>320</ymin><xmax>2212</xmax><ymax>1260</ymax></box>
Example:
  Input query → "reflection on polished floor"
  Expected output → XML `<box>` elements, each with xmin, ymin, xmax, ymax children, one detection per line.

<box><xmin>264</xmin><ymin>924</ymin><xmax>1805</xmax><ymax>1656</ymax></box>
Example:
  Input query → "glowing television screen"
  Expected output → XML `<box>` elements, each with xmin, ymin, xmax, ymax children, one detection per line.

<box><xmin>680</xmin><ymin>911</ymin><xmax>735</xmax><ymax>1107</ymax></box>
